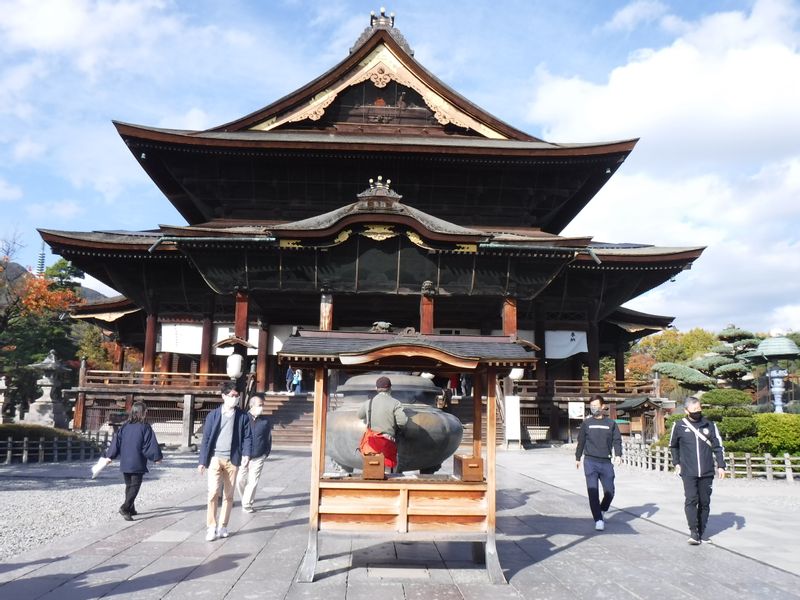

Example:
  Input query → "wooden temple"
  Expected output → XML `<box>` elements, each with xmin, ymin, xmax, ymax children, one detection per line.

<box><xmin>41</xmin><ymin>14</ymin><xmax>702</xmax><ymax>441</ymax></box>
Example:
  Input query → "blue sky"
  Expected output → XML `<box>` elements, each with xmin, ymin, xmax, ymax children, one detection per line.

<box><xmin>1</xmin><ymin>0</ymin><xmax>799</xmax><ymax>334</ymax></box>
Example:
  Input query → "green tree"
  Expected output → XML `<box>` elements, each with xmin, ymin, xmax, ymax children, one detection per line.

<box><xmin>44</xmin><ymin>258</ymin><xmax>84</xmax><ymax>291</ymax></box>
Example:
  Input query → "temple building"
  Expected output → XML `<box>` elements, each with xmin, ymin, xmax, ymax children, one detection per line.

<box><xmin>40</xmin><ymin>10</ymin><xmax>702</xmax><ymax>441</ymax></box>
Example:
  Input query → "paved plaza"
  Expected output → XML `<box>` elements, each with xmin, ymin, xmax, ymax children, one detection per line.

<box><xmin>2</xmin><ymin>445</ymin><xmax>800</xmax><ymax>599</ymax></box>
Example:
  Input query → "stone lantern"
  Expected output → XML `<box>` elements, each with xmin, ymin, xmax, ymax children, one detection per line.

<box><xmin>0</xmin><ymin>376</ymin><xmax>15</xmax><ymax>424</ymax></box>
<box><xmin>22</xmin><ymin>349</ymin><xmax>71</xmax><ymax>429</ymax></box>
<box><xmin>748</xmin><ymin>337</ymin><xmax>800</xmax><ymax>414</ymax></box>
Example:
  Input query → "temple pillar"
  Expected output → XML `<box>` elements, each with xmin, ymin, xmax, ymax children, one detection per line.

<box><xmin>143</xmin><ymin>312</ymin><xmax>158</xmax><ymax>376</ymax></box>
<box><xmin>502</xmin><ymin>296</ymin><xmax>517</xmax><ymax>336</ymax></box>
<box><xmin>319</xmin><ymin>292</ymin><xmax>333</xmax><ymax>331</ymax></box>
<box><xmin>587</xmin><ymin>319</ymin><xmax>600</xmax><ymax>390</ymax></box>
<box><xmin>420</xmin><ymin>281</ymin><xmax>435</xmax><ymax>334</ymax></box>
<box><xmin>615</xmin><ymin>344</ymin><xmax>626</xmax><ymax>391</ymax></box>
<box><xmin>233</xmin><ymin>289</ymin><xmax>250</xmax><ymax>393</ymax></box>
<box><xmin>199</xmin><ymin>314</ymin><xmax>213</xmax><ymax>383</ymax></box>
<box><xmin>159</xmin><ymin>352</ymin><xmax>173</xmax><ymax>385</ymax></box>
<box><xmin>112</xmin><ymin>341</ymin><xmax>125</xmax><ymax>371</ymax></box>
<box><xmin>257</xmin><ymin>320</ymin><xmax>269</xmax><ymax>392</ymax></box>
<box><xmin>534</xmin><ymin>305</ymin><xmax>547</xmax><ymax>396</ymax></box>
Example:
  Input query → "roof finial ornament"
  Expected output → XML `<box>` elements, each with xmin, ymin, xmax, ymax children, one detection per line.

<box><xmin>357</xmin><ymin>176</ymin><xmax>403</xmax><ymax>205</ymax></box>
<box><xmin>351</xmin><ymin>8</ymin><xmax>413</xmax><ymax>55</ymax></box>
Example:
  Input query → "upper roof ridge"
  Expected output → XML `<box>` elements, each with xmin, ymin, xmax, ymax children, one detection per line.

<box><xmin>350</xmin><ymin>8</ymin><xmax>413</xmax><ymax>55</ymax></box>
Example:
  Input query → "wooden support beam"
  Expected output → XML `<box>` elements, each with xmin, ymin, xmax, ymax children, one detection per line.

<box><xmin>534</xmin><ymin>306</ymin><xmax>547</xmax><ymax>397</ymax></box>
<box><xmin>234</xmin><ymin>290</ymin><xmax>249</xmax><ymax>341</ymax></box>
<box><xmin>298</xmin><ymin>366</ymin><xmax>328</xmax><ymax>583</ymax></box>
<box><xmin>199</xmin><ymin>315</ymin><xmax>213</xmax><ymax>384</ymax></box>
<box><xmin>485</xmin><ymin>366</ymin><xmax>506</xmax><ymax>583</ymax></box>
<box><xmin>420</xmin><ymin>294</ymin><xmax>434</xmax><ymax>334</ymax></box>
<box><xmin>502</xmin><ymin>297</ymin><xmax>517</xmax><ymax>336</ymax></box>
<box><xmin>587</xmin><ymin>319</ymin><xmax>600</xmax><ymax>389</ymax></box>
<box><xmin>257</xmin><ymin>322</ymin><xmax>269</xmax><ymax>392</ymax></box>
<box><xmin>112</xmin><ymin>341</ymin><xmax>125</xmax><ymax>371</ymax></box>
<box><xmin>472</xmin><ymin>371</ymin><xmax>483</xmax><ymax>459</ymax></box>
<box><xmin>143</xmin><ymin>312</ymin><xmax>157</xmax><ymax>378</ymax></box>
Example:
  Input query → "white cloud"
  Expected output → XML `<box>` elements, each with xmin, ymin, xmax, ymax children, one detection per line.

<box><xmin>156</xmin><ymin>107</ymin><xmax>213</xmax><ymax>131</ymax></box>
<box><xmin>0</xmin><ymin>178</ymin><xmax>23</xmax><ymax>201</ymax></box>
<box><xmin>528</xmin><ymin>0</ymin><xmax>800</xmax><ymax>174</ymax></box>
<box><xmin>769</xmin><ymin>305</ymin><xmax>800</xmax><ymax>333</ymax></box>
<box><xmin>26</xmin><ymin>200</ymin><xmax>82</xmax><ymax>219</ymax></box>
<box><xmin>603</xmin><ymin>1</ymin><xmax>668</xmax><ymax>32</ymax></box>
<box><xmin>12</xmin><ymin>138</ymin><xmax>46</xmax><ymax>161</ymax></box>
<box><xmin>533</xmin><ymin>0</ymin><xmax>800</xmax><ymax>333</ymax></box>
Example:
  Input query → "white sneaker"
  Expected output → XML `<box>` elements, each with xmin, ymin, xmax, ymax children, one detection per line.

<box><xmin>242</xmin><ymin>505</ymin><xmax>254</xmax><ymax>513</ymax></box>
<box><xmin>205</xmin><ymin>527</ymin><xmax>217</xmax><ymax>542</ymax></box>
<box><xmin>595</xmin><ymin>520</ymin><xmax>605</xmax><ymax>531</ymax></box>
<box><xmin>218</xmin><ymin>527</ymin><xmax>229</xmax><ymax>538</ymax></box>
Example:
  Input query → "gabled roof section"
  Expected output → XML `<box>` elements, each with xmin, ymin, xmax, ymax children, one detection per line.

<box><xmin>210</xmin><ymin>15</ymin><xmax>537</xmax><ymax>141</ymax></box>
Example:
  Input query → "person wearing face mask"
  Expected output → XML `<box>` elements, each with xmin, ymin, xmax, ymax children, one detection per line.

<box><xmin>669</xmin><ymin>396</ymin><xmax>726</xmax><ymax>545</ymax></box>
<box><xmin>575</xmin><ymin>394</ymin><xmax>622</xmax><ymax>531</ymax></box>
<box><xmin>236</xmin><ymin>393</ymin><xmax>272</xmax><ymax>513</ymax></box>
<box><xmin>198</xmin><ymin>381</ymin><xmax>253</xmax><ymax>541</ymax></box>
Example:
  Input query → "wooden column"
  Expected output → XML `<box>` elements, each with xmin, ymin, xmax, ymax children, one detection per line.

<box><xmin>485</xmin><ymin>365</ymin><xmax>505</xmax><ymax>583</ymax></box>
<box><xmin>143</xmin><ymin>312</ymin><xmax>158</xmax><ymax>378</ymax></box>
<box><xmin>502</xmin><ymin>297</ymin><xmax>517</xmax><ymax>336</ymax></box>
<box><xmin>74</xmin><ymin>358</ymin><xmax>87</xmax><ymax>430</ymax></box>
<box><xmin>159</xmin><ymin>352</ymin><xmax>173</xmax><ymax>386</ymax></box>
<box><xmin>257</xmin><ymin>322</ymin><xmax>269</xmax><ymax>392</ymax></box>
<box><xmin>234</xmin><ymin>290</ymin><xmax>249</xmax><ymax>341</ymax></box>
<box><xmin>587</xmin><ymin>320</ymin><xmax>600</xmax><ymax>389</ymax></box>
<box><xmin>112</xmin><ymin>341</ymin><xmax>125</xmax><ymax>371</ymax></box>
<box><xmin>472</xmin><ymin>371</ymin><xmax>483</xmax><ymax>459</ymax></box>
<box><xmin>534</xmin><ymin>306</ymin><xmax>547</xmax><ymax>396</ymax></box>
<box><xmin>420</xmin><ymin>295</ymin><xmax>434</xmax><ymax>334</ymax></box>
<box><xmin>298</xmin><ymin>366</ymin><xmax>328</xmax><ymax>583</ymax></box>
<box><xmin>199</xmin><ymin>315</ymin><xmax>213</xmax><ymax>385</ymax></box>
<box><xmin>319</xmin><ymin>292</ymin><xmax>333</xmax><ymax>331</ymax></box>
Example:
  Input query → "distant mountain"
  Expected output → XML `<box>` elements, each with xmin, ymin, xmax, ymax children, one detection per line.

<box><xmin>1</xmin><ymin>261</ymin><xmax>107</xmax><ymax>304</ymax></box>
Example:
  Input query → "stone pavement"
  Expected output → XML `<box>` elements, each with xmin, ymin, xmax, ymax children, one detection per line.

<box><xmin>2</xmin><ymin>445</ymin><xmax>800</xmax><ymax>600</ymax></box>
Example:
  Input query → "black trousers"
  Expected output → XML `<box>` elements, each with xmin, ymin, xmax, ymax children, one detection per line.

<box><xmin>682</xmin><ymin>475</ymin><xmax>714</xmax><ymax>535</ymax></box>
<box><xmin>583</xmin><ymin>457</ymin><xmax>615</xmax><ymax>521</ymax></box>
<box><xmin>122</xmin><ymin>473</ymin><xmax>144</xmax><ymax>514</ymax></box>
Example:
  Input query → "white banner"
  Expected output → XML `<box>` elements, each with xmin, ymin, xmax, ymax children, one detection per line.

<box><xmin>544</xmin><ymin>330</ymin><xmax>588</xmax><ymax>359</ymax></box>
<box><xmin>504</xmin><ymin>395</ymin><xmax>521</xmax><ymax>443</ymax></box>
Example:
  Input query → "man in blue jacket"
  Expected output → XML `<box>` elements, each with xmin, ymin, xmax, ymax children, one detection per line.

<box><xmin>669</xmin><ymin>397</ymin><xmax>726</xmax><ymax>545</ymax></box>
<box><xmin>236</xmin><ymin>393</ymin><xmax>272</xmax><ymax>513</ymax></box>
<box><xmin>198</xmin><ymin>381</ymin><xmax>252</xmax><ymax>541</ymax></box>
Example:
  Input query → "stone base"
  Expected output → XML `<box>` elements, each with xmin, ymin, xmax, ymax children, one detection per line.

<box><xmin>21</xmin><ymin>401</ymin><xmax>69</xmax><ymax>430</ymax></box>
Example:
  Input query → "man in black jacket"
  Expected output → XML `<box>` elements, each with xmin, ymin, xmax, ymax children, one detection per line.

<box><xmin>669</xmin><ymin>397</ymin><xmax>726</xmax><ymax>545</ymax></box>
<box><xmin>575</xmin><ymin>395</ymin><xmax>622</xmax><ymax>531</ymax></box>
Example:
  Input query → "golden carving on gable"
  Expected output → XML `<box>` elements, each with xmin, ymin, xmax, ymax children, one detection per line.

<box><xmin>333</xmin><ymin>229</ymin><xmax>352</xmax><ymax>245</ymax></box>
<box><xmin>361</xmin><ymin>224</ymin><xmax>397</xmax><ymax>241</ymax></box>
<box><xmin>454</xmin><ymin>243</ymin><xmax>478</xmax><ymax>254</ymax></box>
<box><xmin>279</xmin><ymin>239</ymin><xmax>303</xmax><ymax>249</ymax></box>
<box><xmin>406</xmin><ymin>231</ymin><xmax>434</xmax><ymax>250</ymax></box>
<box><xmin>249</xmin><ymin>44</ymin><xmax>507</xmax><ymax>139</ymax></box>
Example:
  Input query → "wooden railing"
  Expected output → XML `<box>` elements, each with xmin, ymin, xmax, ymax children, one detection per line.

<box><xmin>514</xmin><ymin>379</ymin><xmax>655</xmax><ymax>397</ymax></box>
<box><xmin>3</xmin><ymin>431</ymin><xmax>109</xmax><ymax>464</ymax></box>
<box><xmin>83</xmin><ymin>370</ymin><xmax>231</xmax><ymax>389</ymax></box>
<box><xmin>621</xmin><ymin>441</ymin><xmax>800</xmax><ymax>483</ymax></box>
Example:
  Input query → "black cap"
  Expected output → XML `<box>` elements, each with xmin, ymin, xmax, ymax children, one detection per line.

<box><xmin>375</xmin><ymin>376</ymin><xmax>392</xmax><ymax>390</ymax></box>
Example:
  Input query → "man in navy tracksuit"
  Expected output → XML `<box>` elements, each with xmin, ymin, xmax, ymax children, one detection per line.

<box><xmin>669</xmin><ymin>397</ymin><xmax>726</xmax><ymax>545</ymax></box>
<box><xmin>575</xmin><ymin>395</ymin><xmax>622</xmax><ymax>531</ymax></box>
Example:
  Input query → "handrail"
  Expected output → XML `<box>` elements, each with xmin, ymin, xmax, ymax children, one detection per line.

<box><xmin>513</xmin><ymin>378</ymin><xmax>655</xmax><ymax>397</ymax></box>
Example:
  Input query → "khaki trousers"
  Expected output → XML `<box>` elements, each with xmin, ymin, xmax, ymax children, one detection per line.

<box><xmin>236</xmin><ymin>454</ymin><xmax>266</xmax><ymax>509</ymax></box>
<box><xmin>207</xmin><ymin>456</ymin><xmax>238</xmax><ymax>528</ymax></box>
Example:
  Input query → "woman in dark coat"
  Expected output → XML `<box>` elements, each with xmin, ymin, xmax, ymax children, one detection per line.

<box><xmin>105</xmin><ymin>401</ymin><xmax>163</xmax><ymax>520</ymax></box>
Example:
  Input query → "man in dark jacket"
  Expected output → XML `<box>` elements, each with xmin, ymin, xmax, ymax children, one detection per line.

<box><xmin>198</xmin><ymin>381</ymin><xmax>253</xmax><ymax>541</ymax></box>
<box><xmin>669</xmin><ymin>397</ymin><xmax>726</xmax><ymax>545</ymax></box>
<box><xmin>105</xmin><ymin>401</ymin><xmax>163</xmax><ymax>521</ymax></box>
<box><xmin>236</xmin><ymin>393</ymin><xmax>272</xmax><ymax>513</ymax></box>
<box><xmin>575</xmin><ymin>395</ymin><xmax>622</xmax><ymax>531</ymax></box>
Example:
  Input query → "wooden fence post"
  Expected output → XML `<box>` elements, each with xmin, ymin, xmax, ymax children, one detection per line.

<box><xmin>745</xmin><ymin>453</ymin><xmax>752</xmax><ymax>479</ymax></box>
<box><xmin>765</xmin><ymin>453</ymin><xmax>773</xmax><ymax>481</ymax></box>
<box><xmin>22</xmin><ymin>437</ymin><xmax>29</xmax><ymax>464</ymax></box>
<box><xmin>728</xmin><ymin>453</ymin><xmax>736</xmax><ymax>479</ymax></box>
<box><xmin>5</xmin><ymin>437</ymin><xmax>11</xmax><ymax>464</ymax></box>
<box><xmin>67</xmin><ymin>437</ymin><xmax>72</xmax><ymax>461</ymax></box>
<box><xmin>38</xmin><ymin>437</ymin><xmax>45</xmax><ymax>463</ymax></box>
<box><xmin>52</xmin><ymin>438</ymin><xmax>58</xmax><ymax>462</ymax></box>
<box><xmin>79</xmin><ymin>439</ymin><xmax>85</xmax><ymax>460</ymax></box>
<box><xmin>785</xmin><ymin>453</ymin><xmax>794</xmax><ymax>483</ymax></box>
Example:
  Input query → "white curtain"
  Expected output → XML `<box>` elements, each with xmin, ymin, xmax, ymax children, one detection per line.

<box><xmin>544</xmin><ymin>330</ymin><xmax>588</xmax><ymax>359</ymax></box>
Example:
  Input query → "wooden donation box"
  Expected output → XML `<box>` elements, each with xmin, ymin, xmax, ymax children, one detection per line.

<box><xmin>362</xmin><ymin>453</ymin><xmax>386</xmax><ymax>480</ymax></box>
<box><xmin>454</xmin><ymin>454</ymin><xmax>484</xmax><ymax>482</ymax></box>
